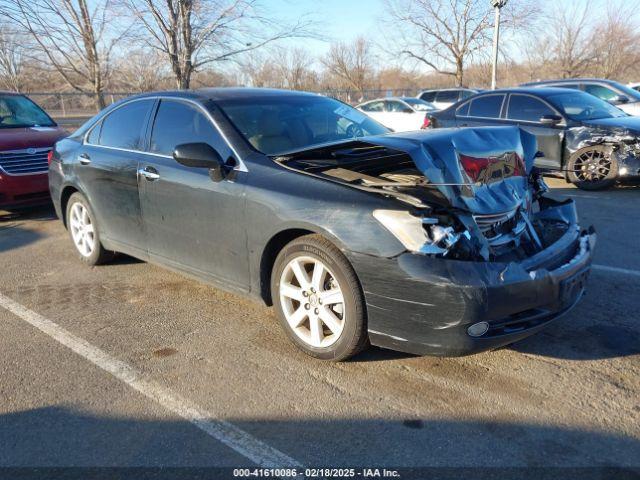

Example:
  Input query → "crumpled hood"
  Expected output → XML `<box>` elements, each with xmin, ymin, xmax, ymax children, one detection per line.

<box><xmin>581</xmin><ymin>116</ymin><xmax>640</xmax><ymax>135</ymax></box>
<box><xmin>360</xmin><ymin>126</ymin><xmax>537</xmax><ymax>215</ymax></box>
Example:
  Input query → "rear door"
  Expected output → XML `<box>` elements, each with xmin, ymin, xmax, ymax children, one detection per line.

<box><xmin>78</xmin><ymin>99</ymin><xmax>155</xmax><ymax>251</ymax></box>
<box><xmin>505</xmin><ymin>94</ymin><xmax>564</xmax><ymax>169</ymax></box>
<box><xmin>138</xmin><ymin>98</ymin><xmax>249</xmax><ymax>290</ymax></box>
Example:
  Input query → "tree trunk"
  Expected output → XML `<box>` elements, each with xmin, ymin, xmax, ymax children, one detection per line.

<box><xmin>456</xmin><ymin>57</ymin><xmax>464</xmax><ymax>87</ymax></box>
<box><xmin>94</xmin><ymin>90</ymin><xmax>106</xmax><ymax>111</ymax></box>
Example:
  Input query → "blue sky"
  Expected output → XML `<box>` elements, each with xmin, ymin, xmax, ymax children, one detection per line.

<box><xmin>272</xmin><ymin>0</ymin><xmax>383</xmax><ymax>55</ymax></box>
<box><xmin>270</xmin><ymin>0</ymin><xmax>634</xmax><ymax>59</ymax></box>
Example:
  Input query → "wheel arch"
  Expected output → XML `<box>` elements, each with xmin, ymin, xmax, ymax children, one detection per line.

<box><xmin>259</xmin><ymin>226</ymin><xmax>348</xmax><ymax>306</ymax></box>
<box><xmin>59</xmin><ymin>184</ymin><xmax>81</xmax><ymax>228</ymax></box>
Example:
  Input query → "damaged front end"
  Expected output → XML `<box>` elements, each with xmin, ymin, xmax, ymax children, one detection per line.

<box><xmin>274</xmin><ymin>126</ymin><xmax>596</xmax><ymax>356</ymax></box>
<box><xmin>568</xmin><ymin>123</ymin><xmax>640</xmax><ymax>180</ymax></box>
<box><xmin>275</xmin><ymin>126</ymin><xmax>588</xmax><ymax>263</ymax></box>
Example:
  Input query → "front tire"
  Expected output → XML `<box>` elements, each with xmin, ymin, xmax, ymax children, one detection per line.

<box><xmin>271</xmin><ymin>234</ymin><xmax>368</xmax><ymax>361</ymax></box>
<box><xmin>567</xmin><ymin>145</ymin><xmax>618</xmax><ymax>190</ymax></box>
<box><xmin>66</xmin><ymin>192</ymin><xmax>114</xmax><ymax>266</ymax></box>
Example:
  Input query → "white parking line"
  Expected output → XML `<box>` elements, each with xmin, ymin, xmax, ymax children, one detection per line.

<box><xmin>592</xmin><ymin>264</ymin><xmax>640</xmax><ymax>279</ymax></box>
<box><xmin>0</xmin><ymin>292</ymin><xmax>301</xmax><ymax>469</ymax></box>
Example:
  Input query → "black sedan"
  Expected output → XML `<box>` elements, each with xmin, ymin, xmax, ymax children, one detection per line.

<box><xmin>49</xmin><ymin>88</ymin><xmax>595</xmax><ymax>360</ymax></box>
<box><xmin>428</xmin><ymin>87</ymin><xmax>640</xmax><ymax>190</ymax></box>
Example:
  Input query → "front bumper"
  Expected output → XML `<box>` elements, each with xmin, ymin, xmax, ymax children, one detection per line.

<box><xmin>0</xmin><ymin>171</ymin><xmax>50</xmax><ymax>209</ymax></box>
<box><xmin>349</xmin><ymin>214</ymin><xmax>596</xmax><ymax>356</ymax></box>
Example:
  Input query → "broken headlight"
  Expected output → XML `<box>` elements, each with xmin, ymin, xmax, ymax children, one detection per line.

<box><xmin>373</xmin><ymin>210</ymin><xmax>469</xmax><ymax>255</ymax></box>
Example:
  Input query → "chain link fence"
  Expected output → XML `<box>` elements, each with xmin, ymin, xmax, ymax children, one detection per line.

<box><xmin>25</xmin><ymin>88</ymin><xmax>422</xmax><ymax>120</ymax></box>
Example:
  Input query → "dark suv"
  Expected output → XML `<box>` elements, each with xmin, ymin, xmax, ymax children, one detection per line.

<box><xmin>428</xmin><ymin>87</ymin><xmax>640</xmax><ymax>190</ymax></box>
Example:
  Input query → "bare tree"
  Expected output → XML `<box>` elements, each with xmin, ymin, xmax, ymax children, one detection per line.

<box><xmin>0</xmin><ymin>0</ymin><xmax>123</xmax><ymax>110</ymax></box>
<box><xmin>276</xmin><ymin>47</ymin><xmax>317</xmax><ymax>91</ymax></box>
<box><xmin>591</xmin><ymin>3</ymin><xmax>640</xmax><ymax>79</ymax></box>
<box><xmin>384</xmin><ymin>0</ymin><xmax>538</xmax><ymax>87</ymax></box>
<box><xmin>0</xmin><ymin>25</ymin><xmax>26</xmax><ymax>92</ymax></box>
<box><xmin>321</xmin><ymin>37</ymin><xmax>374</xmax><ymax>101</ymax></box>
<box><xmin>112</xmin><ymin>49</ymin><xmax>169</xmax><ymax>92</ymax></box>
<box><xmin>122</xmin><ymin>0</ymin><xmax>313</xmax><ymax>90</ymax></box>
<box><xmin>547</xmin><ymin>1</ymin><xmax>595</xmax><ymax>78</ymax></box>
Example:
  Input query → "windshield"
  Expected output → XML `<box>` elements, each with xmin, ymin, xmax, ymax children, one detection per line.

<box><xmin>0</xmin><ymin>95</ymin><xmax>56</xmax><ymax>128</ymax></box>
<box><xmin>401</xmin><ymin>98</ymin><xmax>436</xmax><ymax>111</ymax></box>
<box><xmin>216</xmin><ymin>94</ymin><xmax>390</xmax><ymax>155</ymax></box>
<box><xmin>547</xmin><ymin>91</ymin><xmax>628</xmax><ymax>121</ymax></box>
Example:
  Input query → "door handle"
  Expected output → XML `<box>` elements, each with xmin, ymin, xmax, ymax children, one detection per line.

<box><xmin>138</xmin><ymin>167</ymin><xmax>160</xmax><ymax>181</ymax></box>
<box><xmin>78</xmin><ymin>153</ymin><xmax>91</xmax><ymax>165</ymax></box>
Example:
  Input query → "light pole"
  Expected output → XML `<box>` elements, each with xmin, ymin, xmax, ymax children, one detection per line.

<box><xmin>490</xmin><ymin>0</ymin><xmax>508</xmax><ymax>90</ymax></box>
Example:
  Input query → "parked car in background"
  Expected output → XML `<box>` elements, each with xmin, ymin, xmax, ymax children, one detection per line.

<box><xmin>428</xmin><ymin>87</ymin><xmax>640</xmax><ymax>190</ymax></box>
<box><xmin>357</xmin><ymin>97</ymin><xmax>436</xmax><ymax>131</ymax></box>
<box><xmin>0</xmin><ymin>92</ymin><xmax>67</xmax><ymax>210</ymax></box>
<box><xmin>416</xmin><ymin>88</ymin><xmax>479</xmax><ymax>110</ymax></box>
<box><xmin>50</xmin><ymin>88</ymin><xmax>594</xmax><ymax>360</ymax></box>
<box><xmin>522</xmin><ymin>78</ymin><xmax>640</xmax><ymax>116</ymax></box>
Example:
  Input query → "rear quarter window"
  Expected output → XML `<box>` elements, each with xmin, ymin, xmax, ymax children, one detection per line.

<box><xmin>456</xmin><ymin>101</ymin><xmax>470</xmax><ymax>116</ymax></box>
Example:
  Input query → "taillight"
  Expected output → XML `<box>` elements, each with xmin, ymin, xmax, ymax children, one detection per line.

<box><xmin>47</xmin><ymin>150</ymin><xmax>54</xmax><ymax>165</ymax></box>
<box><xmin>459</xmin><ymin>153</ymin><xmax>526</xmax><ymax>184</ymax></box>
<box><xmin>421</xmin><ymin>115</ymin><xmax>431</xmax><ymax>129</ymax></box>
<box><xmin>459</xmin><ymin>155</ymin><xmax>490</xmax><ymax>183</ymax></box>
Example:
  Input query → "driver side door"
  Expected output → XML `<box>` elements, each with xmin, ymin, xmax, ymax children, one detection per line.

<box><xmin>138</xmin><ymin>98</ymin><xmax>250</xmax><ymax>291</ymax></box>
<box><xmin>505</xmin><ymin>94</ymin><xmax>564</xmax><ymax>169</ymax></box>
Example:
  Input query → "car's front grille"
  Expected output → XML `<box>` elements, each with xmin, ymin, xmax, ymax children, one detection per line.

<box><xmin>0</xmin><ymin>147</ymin><xmax>50</xmax><ymax>175</ymax></box>
<box><xmin>473</xmin><ymin>208</ymin><xmax>520</xmax><ymax>240</ymax></box>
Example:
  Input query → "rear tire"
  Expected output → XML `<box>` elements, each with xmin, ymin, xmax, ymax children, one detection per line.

<box><xmin>66</xmin><ymin>192</ymin><xmax>114</xmax><ymax>266</ymax></box>
<box><xmin>271</xmin><ymin>234</ymin><xmax>368</xmax><ymax>361</ymax></box>
<box><xmin>567</xmin><ymin>145</ymin><xmax>618</xmax><ymax>191</ymax></box>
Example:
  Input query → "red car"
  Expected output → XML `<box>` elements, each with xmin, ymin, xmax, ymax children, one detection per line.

<box><xmin>0</xmin><ymin>92</ymin><xmax>67</xmax><ymax>209</ymax></box>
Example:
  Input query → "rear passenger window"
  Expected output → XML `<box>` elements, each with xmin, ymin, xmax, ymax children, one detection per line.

<box><xmin>456</xmin><ymin>101</ymin><xmax>470</xmax><ymax>117</ymax></box>
<box><xmin>419</xmin><ymin>92</ymin><xmax>436</xmax><ymax>102</ymax></box>
<box><xmin>469</xmin><ymin>95</ymin><xmax>505</xmax><ymax>118</ymax></box>
<box><xmin>435</xmin><ymin>91</ymin><xmax>459</xmax><ymax>103</ymax></box>
<box><xmin>361</xmin><ymin>101</ymin><xmax>384</xmax><ymax>112</ymax></box>
<box><xmin>99</xmin><ymin>100</ymin><xmax>153</xmax><ymax>150</ymax></box>
<box><xmin>507</xmin><ymin>95</ymin><xmax>554</xmax><ymax>122</ymax></box>
<box><xmin>150</xmin><ymin>100</ymin><xmax>224</xmax><ymax>157</ymax></box>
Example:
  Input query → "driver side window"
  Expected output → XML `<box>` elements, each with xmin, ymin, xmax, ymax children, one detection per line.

<box><xmin>149</xmin><ymin>100</ymin><xmax>226</xmax><ymax>157</ymax></box>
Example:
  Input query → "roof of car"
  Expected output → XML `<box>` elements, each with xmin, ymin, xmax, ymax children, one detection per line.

<box><xmin>472</xmin><ymin>87</ymin><xmax>582</xmax><ymax>97</ymax></box>
<box><xmin>419</xmin><ymin>88</ymin><xmax>477</xmax><ymax>92</ymax></box>
<box><xmin>131</xmin><ymin>87</ymin><xmax>323</xmax><ymax>102</ymax></box>
<box><xmin>521</xmin><ymin>78</ymin><xmax>620</xmax><ymax>86</ymax></box>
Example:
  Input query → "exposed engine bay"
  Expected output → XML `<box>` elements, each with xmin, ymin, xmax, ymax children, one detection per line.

<box><xmin>275</xmin><ymin>127</ymin><xmax>580</xmax><ymax>262</ymax></box>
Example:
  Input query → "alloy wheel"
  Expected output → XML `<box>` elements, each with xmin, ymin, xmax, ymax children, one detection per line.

<box><xmin>279</xmin><ymin>256</ymin><xmax>346</xmax><ymax>348</ymax></box>
<box><xmin>69</xmin><ymin>202</ymin><xmax>95</xmax><ymax>257</ymax></box>
<box><xmin>574</xmin><ymin>149</ymin><xmax>612</xmax><ymax>182</ymax></box>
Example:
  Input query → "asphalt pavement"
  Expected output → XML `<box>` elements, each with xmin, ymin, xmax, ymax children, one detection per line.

<box><xmin>0</xmin><ymin>179</ymin><xmax>638</xmax><ymax>478</ymax></box>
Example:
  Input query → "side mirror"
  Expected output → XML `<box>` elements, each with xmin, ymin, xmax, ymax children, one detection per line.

<box><xmin>611</xmin><ymin>95</ymin><xmax>629</xmax><ymax>104</ymax></box>
<box><xmin>174</xmin><ymin>143</ymin><xmax>223</xmax><ymax>168</ymax></box>
<box><xmin>173</xmin><ymin>143</ymin><xmax>232</xmax><ymax>182</ymax></box>
<box><xmin>539</xmin><ymin>114</ymin><xmax>563</xmax><ymax>126</ymax></box>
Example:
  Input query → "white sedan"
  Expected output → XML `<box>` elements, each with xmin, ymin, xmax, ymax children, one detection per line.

<box><xmin>357</xmin><ymin>97</ymin><xmax>437</xmax><ymax>132</ymax></box>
